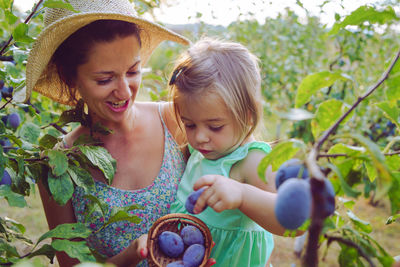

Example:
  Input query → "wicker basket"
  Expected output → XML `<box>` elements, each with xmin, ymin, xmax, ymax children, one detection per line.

<box><xmin>147</xmin><ymin>213</ymin><xmax>212</xmax><ymax>267</ymax></box>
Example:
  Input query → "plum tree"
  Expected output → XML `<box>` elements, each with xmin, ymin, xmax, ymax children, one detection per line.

<box><xmin>180</xmin><ymin>225</ymin><xmax>204</xmax><ymax>246</ymax></box>
<box><xmin>7</xmin><ymin>112</ymin><xmax>21</xmax><ymax>129</ymax></box>
<box><xmin>158</xmin><ymin>231</ymin><xmax>185</xmax><ymax>258</ymax></box>
<box><xmin>185</xmin><ymin>187</ymin><xmax>207</xmax><ymax>214</ymax></box>
<box><xmin>314</xmin><ymin>179</ymin><xmax>336</xmax><ymax>218</ymax></box>
<box><xmin>275</xmin><ymin>178</ymin><xmax>311</xmax><ymax>230</ymax></box>
<box><xmin>182</xmin><ymin>244</ymin><xmax>205</xmax><ymax>267</ymax></box>
<box><xmin>0</xmin><ymin>170</ymin><xmax>11</xmax><ymax>185</ymax></box>
<box><xmin>275</xmin><ymin>158</ymin><xmax>309</xmax><ymax>189</ymax></box>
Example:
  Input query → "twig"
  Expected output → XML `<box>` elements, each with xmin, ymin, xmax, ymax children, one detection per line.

<box><xmin>0</xmin><ymin>98</ymin><xmax>13</xmax><ymax>110</ymax></box>
<box><xmin>303</xmin><ymin>47</ymin><xmax>400</xmax><ymax>267</ymax></box>
<box><xmin>318</xmin><ymin>150</ymin><xmax>400</xmax><ymax>158</ymax></box>
<box><xmin>325</xmin><ymin>235</ymin><xmax>376</xmax><ymax>267</ymax></box>
<box><xmin>315</xmin><ymin>47</ymin><xmax>400</xmax><ymax>152</ymax></box>
<box><xmin>0</xmin><ymin>55</ymin><xmax>13</xmax><ymax>61</ymax></box>
<box><xmin>0</xmin><ymin>0</ymin><xmax>44</xmax><ymax>56</ymax></box>
<box><xmin>49</xmin><ymin>123</ymin><xmax>68</xmax><ymax>135</ymax></box>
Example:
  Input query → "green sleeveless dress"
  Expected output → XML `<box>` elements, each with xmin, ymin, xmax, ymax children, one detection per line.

<box><xmin>170</xmin><ymin>141</ymin><xmax>274</xmax><ymax>267</ymax></box>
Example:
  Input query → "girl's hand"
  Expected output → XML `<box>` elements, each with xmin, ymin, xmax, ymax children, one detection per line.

<box><xmin>193</xmin><ymin>175</ymin><xmax>244</xmax><ymax>213</ymax></box>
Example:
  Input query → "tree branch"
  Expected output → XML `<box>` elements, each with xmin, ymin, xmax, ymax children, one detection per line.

<box><xmin>303</xmin><ymin>47</ymin><xmax>400</xmax><ymax>267</ymax></box>
<box><xmin>325</xmin><ymin>235</ymin><xmax>376</xmax><ymax>267</ymax></box>
<box><xmin>318</xmin><ymin>150</ymin><xmax>400</xmax><ymax>158</ymax></box>
<box><xmin>0</xmin><ymin>0</ymin><xmax>44</xmax><ymax>56</ymax></box>
<box><xmin>315</xmin><ymin>47</ymin><xmax>400</xmax><ymax>152</ymax></box>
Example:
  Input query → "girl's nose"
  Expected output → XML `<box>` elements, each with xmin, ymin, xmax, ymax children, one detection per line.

<box><xmin>195</xmin><ymin>129</ymin><xmax>209</xmax><ymax>143</ymax></box>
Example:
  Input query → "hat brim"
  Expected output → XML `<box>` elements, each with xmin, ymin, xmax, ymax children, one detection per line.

<box><xmin>25</xmin><ymin>12</ymin><xmax>189</xmax><ymax>105</ymax></box>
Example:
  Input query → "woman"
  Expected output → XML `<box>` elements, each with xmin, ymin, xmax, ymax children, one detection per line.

<box><xmin>25</xmin><ymin>0</ymin><xmax>213</xmax><ymax>266</ymax></box>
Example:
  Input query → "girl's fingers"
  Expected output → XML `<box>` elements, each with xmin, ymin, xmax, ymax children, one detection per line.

<box><xmin>212</xmin><ymin>201</ymin><xmax>226</xmax><ymax>213</ymax></box>
<box><xmin>194</xmin><ymin>186</ymin><xmax>213</xmax><ymax>213</ymax></box>
<box><xmin>193</xmin><ymin>175</ymin><xmax>217</xmax><ymax>190</ymax></box>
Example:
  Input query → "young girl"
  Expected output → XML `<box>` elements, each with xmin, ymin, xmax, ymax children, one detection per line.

<box><xmin>169</xmin><ymin>38</ymin><xmax>286</xmax><ymax>267</ymax></box>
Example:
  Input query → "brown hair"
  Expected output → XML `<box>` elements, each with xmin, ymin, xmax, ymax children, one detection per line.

<box><xmin>169</xmin><ymin>37</ymin><xmax>263</xmax><ymax>141</ymax></box>
<box><xmin>51</xmin><ymin>19</ymin><xmax>141</xmax><ymax>104</ymax></box>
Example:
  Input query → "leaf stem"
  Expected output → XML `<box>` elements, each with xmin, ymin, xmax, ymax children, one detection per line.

<box><xmin>325</xmin><ymin>235</ymin><xmax>376</xmax><ymax>267</ymax></box>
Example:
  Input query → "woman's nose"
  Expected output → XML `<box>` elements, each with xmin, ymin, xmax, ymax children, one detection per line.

<box><xmin>114</xmin><ymin>77</ymin><xmax>132</xmax><ymax>99</ymax></box>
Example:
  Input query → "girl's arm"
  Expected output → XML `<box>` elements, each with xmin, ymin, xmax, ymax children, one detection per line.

<box><xmin>193</xmin><ymin>149</ymin><xmax>289</xmax><ymax>236</ymax></box>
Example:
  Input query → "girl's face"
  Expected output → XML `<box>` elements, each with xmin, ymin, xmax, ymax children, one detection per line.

<box><xmin>177</xmin><ymin>92</ymin><xmax>242</xmax><ymax>160</ymax></box>
<box><xmin>75</xmin><ymin>35</ymin><xmax>142</xmax><ymax>126</ymax></box>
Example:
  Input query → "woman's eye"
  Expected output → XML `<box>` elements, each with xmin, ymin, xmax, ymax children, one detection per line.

<box><xmin>96</xmin><ymin>78</ymin><xmax>112</xmax><ymax>85</ymax></box>
<box><xmin>127</xmin><ymin>69</ymin><xmax>140</xmax><ymax>76</ymax></box>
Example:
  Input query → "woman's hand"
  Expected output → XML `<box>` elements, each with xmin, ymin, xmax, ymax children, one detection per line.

<box><xmin>107</xmin><ymin>234</ymin><xmax>148</xmax><ymax>267</ymax></box>
<box><xmin>193</xmin><ymin>175</ymin><xmax>244</xmax><ymax>214</ymax></box>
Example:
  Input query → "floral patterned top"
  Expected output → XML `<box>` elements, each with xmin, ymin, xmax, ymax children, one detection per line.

<box><xmin>71</xmin><ymin>104</ymin><xmax>185</xmax><ymax>266</ymax></box>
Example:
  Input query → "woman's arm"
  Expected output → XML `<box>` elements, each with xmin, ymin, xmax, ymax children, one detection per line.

<box><xmin>160</xmin><ymin>102</ymin><xmax>189</xmax><ymax>160</ymax></box>
<box><xmin>37</xmin><ymin>182</ymin><xmax>80</xmax><ymax>267</ymax></box>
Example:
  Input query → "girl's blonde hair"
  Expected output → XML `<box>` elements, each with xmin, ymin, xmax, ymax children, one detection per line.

<box><xmin>169</xmin><ymin>37</ymin><xmax>263</xmax><ymax>141</ymax></box>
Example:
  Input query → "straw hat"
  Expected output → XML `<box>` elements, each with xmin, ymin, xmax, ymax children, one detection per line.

<box><xmin>24</xmin><ymin>0</ymin><xmax>190</xmax><ymax>105</ymax></box>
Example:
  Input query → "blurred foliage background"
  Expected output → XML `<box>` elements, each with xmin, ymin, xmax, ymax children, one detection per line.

<box><xmin>1</xmin><ymin>0</ymin><xmax>400</xmax><ymax>266</ymax></box>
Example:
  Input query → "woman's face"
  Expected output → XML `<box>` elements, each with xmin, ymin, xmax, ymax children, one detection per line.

<box><xmin>75</xmin><ymin>35</ymin><xmax>142</xmax><ymax>126</ymax></box>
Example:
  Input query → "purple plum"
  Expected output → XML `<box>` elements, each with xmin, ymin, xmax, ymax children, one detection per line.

<box><xmin>158</xmin><ymin>231</ymin><xmax>184</xmax><ymax>258</ymax></box>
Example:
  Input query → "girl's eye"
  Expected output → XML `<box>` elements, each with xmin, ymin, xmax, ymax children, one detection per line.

<box><xmin>184</xmin><ymin>124</ymin><xmax>195</xmax><ymax>129</ymax></box>
<box><xmin>210</xmin><ymin>125</ymin><xmax>223</xmax><ymax>132</ymax></box>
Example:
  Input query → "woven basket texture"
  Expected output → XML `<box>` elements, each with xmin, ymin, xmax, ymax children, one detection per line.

<box><xmin>147</xmin><ymin>213</ymin><xmax>212</xmax><ymax>267</ymax></box>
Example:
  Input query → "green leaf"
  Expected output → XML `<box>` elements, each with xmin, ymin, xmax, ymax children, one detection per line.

<box><xmin>376</xmin><ymin>101</ymin><xmax>400</xmax><ymax>128</ymax></box>
<box><xmin>4</xmin><ymin>10</ymin><xmax>18</xmax><ymax>25</ymax></box>
<box><xmin>67</xmin><ymin>165</ymin><xmax>95</xmax><ymax>193</ymax></box>
<box><xmin>28</xmin><ymin>244</ymin><xmax>56</xmax><ymax>262</ymax></box>
<box><xmin>347</xmin><ymin>134</ymin><xmax>392</xmax><ymax>200</ymax></box>
<box><xmin>327</xmin><ymin>162</ymin><xmax>361</xmax><ymax>198</ymax></box>
<box><xmin>0</xmin><ymin>239</ymin><xmax>20</xmax><ymax>257</ymax></box>
<box><xmin>48</xmin><ymin>171</ymin><xmax>74</xmax><ymax>206</ymax></box>
<box><xmin>0</xmin><ymin>0</ymin><xmax>13</xmax><ymax>9</ymax></box>
<box><xmin>78</xmin><ymin>145</ymin><xmax>116</xmax><ymax>184</ymax></box>
<box><xmin>311</xmin><ymin>99</ymin><xmax>348</xmax><ymax>139</ymax></box>
<box><xmin>19</xmin><ymin>122</ymin><xmax>41</xmax><ymax>144</ymax></box>
<box><xmin>257</xmin><ymin>139</ymin><xmax>306</xmax><ymax>181</ymax></box>
<box><xmin>347</xmin><ymin>210</ymin><xmax>372</xmax><ymax>233</ymax></box>
<box><xmin>43</xmin><ymin>0</ymin><xmax>78</xmax><ymax>12</ymax></box>
<box><xmin>386</xmin><ymin>214</ymin><xmax>400</xmax><ymax>225</ymax></box>
<box><xmin>51</xmin><ymin>239</ymin><xmax>96</xmax><ymax>262</ymax></box>
<box><xmin>295</xmin><ymin>71</ymin><xmax>350</xmax><ymax>108</ymax></box>
<box><xmin>329</xmin><ymin>5</ymin><xmax>399</xmax><ymax>35</ymax></box>
<box><xmin>0</xmin><ymin>185</ymin><xmax>27</xmax><ymax>207</ymax></box>
<box><xmin>39</xmin><ymin>134</ymin><xmax>59</xmax><ymax>149</ymax></box>
<box><xmin>12</xmin><ymin>23</ymin><xmax>35</xmax><ymax>43</ymax></box>
<box><xmin>105</xmin><ymin>210</ymin><xmax>141</xmax><ymax>226</ymax></box>
<box><xmin>47</xmin><ymin>149</ymin><xmax>68</xmax><ymax>176</ymax></box>
<box><xmin>386</xmin><ymin>60</ymin><xmax>400</xmax><ymax>103</ymax></box>
<box><xmin>37</xmin><ymin>223</ymin><xmax>91</xmax><ymax>244</ymax></box>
